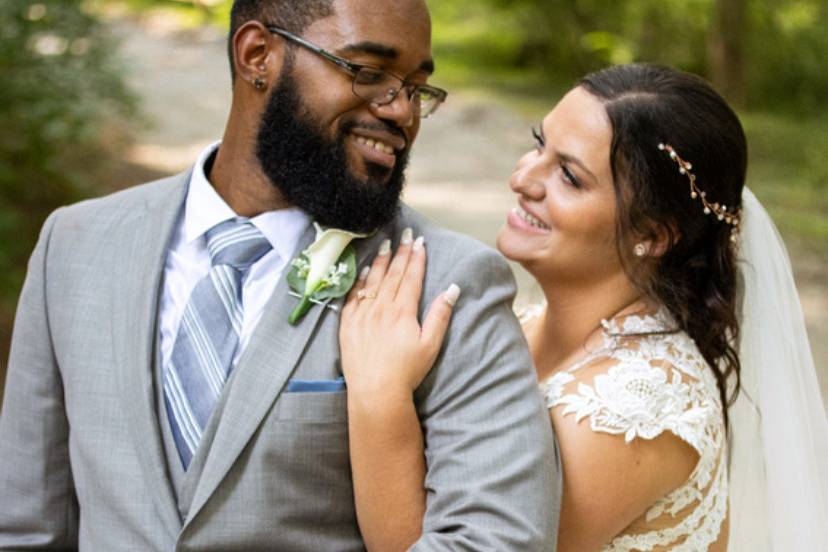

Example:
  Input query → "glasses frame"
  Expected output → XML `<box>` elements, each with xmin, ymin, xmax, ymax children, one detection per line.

<box><xmin>265</xmin><ymin>25</ymin><xmax>447</xmax><ymax>118</ymax></box>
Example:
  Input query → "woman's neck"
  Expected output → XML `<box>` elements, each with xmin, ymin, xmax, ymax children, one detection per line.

<box><xmin>530</xmin><ymin>273</ymin><xmax>645</xmax><ymax>381</ymax></box>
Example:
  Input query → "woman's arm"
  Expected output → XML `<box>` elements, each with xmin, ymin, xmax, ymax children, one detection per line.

<box><xmin>551</xmin><ymin>359</ymin><xmax>701</xmax><ymax>551</ymax></box>
<box><xmin>339</xmin><ymin>230</ymin><xmax>458</xmax><ymax>551</ymax></box>
<box><xmin>346</xmin><ymin>387</ymin><xmax>427</xmax><ymax>551</ymax></box>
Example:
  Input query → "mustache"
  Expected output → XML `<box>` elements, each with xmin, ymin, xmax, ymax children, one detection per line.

<box><xmin>340</xmin><ymin>120</ymin><xmax>408</xmax><ymax>147</ymax></box>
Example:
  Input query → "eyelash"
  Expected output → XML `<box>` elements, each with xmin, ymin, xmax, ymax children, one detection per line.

<box><xmin>561</xmin><ymin>165</ymin><xmax>581</xmax><ymax>189</ymax></box>
<box><xmin>532</xmin><ymin>127</ymin><xmax>545</xmax><ymax>151</ymax></box>
<box><xmin>531</xmin><ymin>127</ymin><xmax>581</xmax><ymax>189</ymax></box>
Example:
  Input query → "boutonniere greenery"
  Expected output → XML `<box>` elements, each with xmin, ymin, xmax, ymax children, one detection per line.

<box><xmin>287</xmin><ymin>223</ymin><xmax>368</xmax><ymax>325</ymax></box>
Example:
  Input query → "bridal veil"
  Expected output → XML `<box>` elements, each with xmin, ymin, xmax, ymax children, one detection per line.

<box><xmin>728</xmin><ymin>188</ymin><xmax>828</xmax><ymax>549</ymax></box>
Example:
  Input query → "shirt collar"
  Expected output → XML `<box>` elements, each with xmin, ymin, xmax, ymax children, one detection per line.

<box><xmin>183</xmin><ymin>141</ymin><xmax>312</xmax><ymax>262</ymax></box>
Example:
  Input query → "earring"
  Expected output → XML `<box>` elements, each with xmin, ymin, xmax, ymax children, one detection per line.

<box><xmin>253</xmin><ymin>76</ymin><xmax>266</xmax><ymax>90</ymax></box>
<box><xmin>633</xmin><ymin>243</ymin><xmax>647</xmax><ymax>257</ymax></box>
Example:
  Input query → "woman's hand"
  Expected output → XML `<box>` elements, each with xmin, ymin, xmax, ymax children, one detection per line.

<box><xmin>339</xmin><ymin>228</ymin><xmax>461</xmax><ymax>397</ymax></box>
<box><xmin>339</xmin><ymin>228</ymin><xmax>461</xmax><ymax>551</ymax></box>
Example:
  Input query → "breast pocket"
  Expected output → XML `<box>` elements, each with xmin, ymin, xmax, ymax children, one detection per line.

<box><xmin>274</xmin><ymin>389</ymin><xmax>348</xmax><ymax>423</ymax></box>
<box><xmin>253</xmin><ymin>388</ymin><xmax>353</xmax><ymax>526</ymax></box>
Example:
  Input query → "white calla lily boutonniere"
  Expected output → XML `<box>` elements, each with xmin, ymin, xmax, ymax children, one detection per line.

<box><xmin>287</xmin><ymin>223</ymin><xmax>368</xmax><ymax>325</ymax></box>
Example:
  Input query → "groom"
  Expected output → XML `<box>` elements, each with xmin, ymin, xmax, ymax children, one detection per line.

<box><xmin>0</xmin><ymin>0</ymin><xmax>559</xmax><ymax>549</ymax></box>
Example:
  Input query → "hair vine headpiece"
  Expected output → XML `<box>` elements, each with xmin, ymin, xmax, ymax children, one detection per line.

<box><xmin>658</xmin><ymin>143</ymin><xmax>741</xmax><ymax>243</ymax></box>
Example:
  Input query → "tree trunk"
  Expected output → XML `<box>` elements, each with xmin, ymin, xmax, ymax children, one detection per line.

<box><xmin>708</xmin><ymin>0</ymin><xmax>748</xmax><ymax>106</ymax></box>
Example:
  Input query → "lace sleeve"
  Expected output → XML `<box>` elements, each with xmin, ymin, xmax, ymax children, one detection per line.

<box><xmin>543</xmin><ymin>356</ymin><xmax>711</xmax><ymax>454</ymax></box>
<box><xmin>540</xmin><ymin>325</ymin><xmax>729</xmax><ymax>550</ymax></box>
<box><xmin>516</xmin><ymin>303</ymin><xmax>544</xmax><ymax>326</ymax></box>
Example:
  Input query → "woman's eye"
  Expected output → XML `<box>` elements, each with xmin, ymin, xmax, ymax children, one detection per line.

<box><xmin>562</xmin><ymin>165</ymin><xmax>581</xmax><ymax>189</ymax></box>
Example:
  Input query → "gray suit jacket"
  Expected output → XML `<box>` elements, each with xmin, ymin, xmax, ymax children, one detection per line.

<box><xmin>0</xmin><ymin>171</ymin><xmax>561</xmax><ymax>551</ymax></box>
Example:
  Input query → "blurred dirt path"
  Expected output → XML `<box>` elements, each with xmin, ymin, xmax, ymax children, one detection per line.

<box><xmin>117</xmin><ymin>17</ymin><xmax>827</xmax><ymax>407</ymax></box>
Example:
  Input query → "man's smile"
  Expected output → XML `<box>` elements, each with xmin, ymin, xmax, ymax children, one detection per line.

<box><xmin>347</xmin><ymin>128</ymin><xmax>407</xmax><ymax>170</ymax></box>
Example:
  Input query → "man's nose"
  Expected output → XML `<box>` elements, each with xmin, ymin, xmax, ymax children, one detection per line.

<box><xmin>371</xmin><ymin>89</ymin><xmax>415</xmax><ymax>129</ymax></box>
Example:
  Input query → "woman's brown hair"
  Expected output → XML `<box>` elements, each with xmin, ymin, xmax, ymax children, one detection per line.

<box><xmin>580</xmin><ymin>63</ymin><xmax>745</xmax><ymax>427</ymax></box>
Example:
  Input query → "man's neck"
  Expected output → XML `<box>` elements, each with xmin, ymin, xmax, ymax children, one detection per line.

<box><xmin>209</xmin><ymin>128</ymin><xmax>293</xmax><ymax>218</ymax></box>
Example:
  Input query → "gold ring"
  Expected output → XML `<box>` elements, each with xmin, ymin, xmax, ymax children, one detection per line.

<box><xmin>357</xmin><ymin>290</ymin><xmax>377</xmax><ymax>301</ymax></box>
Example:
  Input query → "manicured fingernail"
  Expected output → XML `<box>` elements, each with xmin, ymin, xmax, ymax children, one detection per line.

<box><xmin>444</xmin><ymin>284</ymin><xmax>461</xmax><ymax>306</ymax></box>
<box><xmin>359</xmin><ymin>266</ymin><xmax>370</xmax><ymax>281</ymax></box>
<box><xmin>378</xmin><ymin>239</ymin><xmax>391</xmax><ymax>256</ymax></box>
<box><xmin>413</xmin><ymin>236</ymin><xmax>425</xmax><ymax>251</ymax></box>
<box><xmin>401</xmin><ymin>228</ymin><xmax>413</xmax><ymax>245</ymax></box>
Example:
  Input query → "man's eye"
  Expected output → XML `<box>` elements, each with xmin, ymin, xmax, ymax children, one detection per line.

<box><xmin>354</xmin><ymin>68</ymin><xmax>386</xmax><ymax>85</ymax></box>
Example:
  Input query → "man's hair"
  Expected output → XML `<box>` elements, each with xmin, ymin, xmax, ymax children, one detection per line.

<box><xmin>227</xmin><ymin>0</ymin><xmax>335</xmax><ymax>81</ymax></box>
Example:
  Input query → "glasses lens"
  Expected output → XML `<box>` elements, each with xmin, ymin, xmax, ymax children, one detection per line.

<box><xmin>353</xmin><ymin>67</ymin><xmax>387</xmax><ymax>87</ymax></box>
<box><xmin>353</xmin><ymin>67</ymin><xmax>398</xmax><ymax>104</ymax></box>
<box><xmin>353</xmin><ymin>68</ymin><xmax>444</xmax><ymax>118</ymax></box>
<box><xmin>417</xmin><ymin>89</ymin><xmax>438</xmax><ymax>118</ymax></box>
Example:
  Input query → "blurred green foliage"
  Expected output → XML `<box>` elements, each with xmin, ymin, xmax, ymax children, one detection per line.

<box><xmin>742</xmin><ymin>113</ymin><xmax>828</xmax><ymax>249</ymax></box>
<box><xmin>430</xmin><ymin>0</ymin><xmax>828</xmax><ymax>113</ymax></box>
<box><xmin>0</xmin><ymin>0</ymin><xmax>135</xmax><ymax>334</ymax></box>
<box><xmin>106</xmin><ymin>0</ymin><xmax>232</xmax><ymax>27</ymax></box>
<box><xmin>111</xmin><ymin>0</ymin><xmax>828</xmax><ymax>113</ymax></box>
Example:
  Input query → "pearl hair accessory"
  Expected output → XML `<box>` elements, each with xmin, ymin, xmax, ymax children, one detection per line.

<box><xmin>634</xmin><ymin>243</ymin><xmax>647</xmax><ymax>257</ymax></box>
<box><xmin>658</xmin><ymin>143</ymin><xmax>741</xmax><ymax>243</ymax></box>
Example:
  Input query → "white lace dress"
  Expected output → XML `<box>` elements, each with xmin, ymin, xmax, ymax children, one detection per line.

<box><xmin>526</xmin><ymin>306</ymin><xmax>728</xmax><ymax>551</ymax></box>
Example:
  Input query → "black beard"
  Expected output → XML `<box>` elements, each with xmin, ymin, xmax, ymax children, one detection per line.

<box><xmin>255</xmin><ymin>69</ymin><xmax>409</xmax><ymax>233</ymax></box>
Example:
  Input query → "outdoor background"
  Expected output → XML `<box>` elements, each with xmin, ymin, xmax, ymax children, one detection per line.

<box><xmin>1</xmin><ymin>0</ymin><xmax>826</xmax><ymax>409</ymax></box>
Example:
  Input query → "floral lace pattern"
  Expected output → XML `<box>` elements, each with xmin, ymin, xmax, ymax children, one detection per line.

<box><xmin>534</xmin><ymin>306</ymin><xmax>727</xmax><ymax>551</ymax></box>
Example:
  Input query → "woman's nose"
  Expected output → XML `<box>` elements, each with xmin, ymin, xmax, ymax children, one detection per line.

<box><xmin>509</xmin><ymin>152</ymin><xmax>546</xmax><ymax>200</ymax></box>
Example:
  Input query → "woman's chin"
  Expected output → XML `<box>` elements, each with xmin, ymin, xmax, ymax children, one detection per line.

<box><xmin>496</xmin><ymin>226</ymin><xmax>534</xmax><ymax>264</ymax></box>
<box><xmin>495</xmin><ymin>226</ymin><xmax>516</xmax><ymax>257</ymax></box>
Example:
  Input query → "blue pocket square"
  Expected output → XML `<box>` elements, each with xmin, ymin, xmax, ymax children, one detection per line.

<box><xmin>285</xmin><ymin>377</ymin><xmax>346</xmax><ymax>393</ymax></box>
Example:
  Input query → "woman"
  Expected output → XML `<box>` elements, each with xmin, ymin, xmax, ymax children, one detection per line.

<box><xmin>339</xmin><ymin>64</ymin><xmax>828</xmax><ymax>550</ymax></box>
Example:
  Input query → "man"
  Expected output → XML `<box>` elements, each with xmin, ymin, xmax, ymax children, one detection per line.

<box><xmin>0</xmin><ymin>0</ymin><xmax>560</xmax><ymax>549</ymax></box>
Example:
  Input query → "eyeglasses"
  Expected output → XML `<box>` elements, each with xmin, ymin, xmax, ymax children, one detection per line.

<box><xmin>266</xmin><ymin>25</ymin><xmax>447</xmax><ymax>119</ymax></box>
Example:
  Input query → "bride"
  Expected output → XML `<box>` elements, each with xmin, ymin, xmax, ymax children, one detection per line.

<box><xmin>338</xmin><ymin>63</ymin><xmax>828</xmax><ymax>550</ymax></box>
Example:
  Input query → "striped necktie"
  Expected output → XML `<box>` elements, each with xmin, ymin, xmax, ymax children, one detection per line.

<box><xmin>163</xmin><ymin>218</ymin><xmax>272</xmax><ymax>469</ymax></box>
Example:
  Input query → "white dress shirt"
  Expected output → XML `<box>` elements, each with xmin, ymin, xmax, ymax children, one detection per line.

<box><xmin>158</xmin><ymin>142</ymin><xmax>311</xmax><ymax>370</ymax></box>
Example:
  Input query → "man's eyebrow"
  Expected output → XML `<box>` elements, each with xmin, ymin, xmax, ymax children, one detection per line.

<box><xmin>340</xmin><ymin>41</ymin><xmax>398</xmax><ymax>59</ymax></box>
<box><xmin>420</xmin><ymin>59</ymin><xmax>435</xmax><ymax>74</ymax></box>
<box><xmin>340</xmin><ymin>41</ymin><xmax>435</xmax><ymax>74</ymax></box>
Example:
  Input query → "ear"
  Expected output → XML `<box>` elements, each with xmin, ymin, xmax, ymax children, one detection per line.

<box><xmin>232</xmin><ymin>21</ymin><xmax>286</xmax><ymax>91</ymax></box>
<box><xmin>638</xmin><ymin>223</ymin><xmax>678</xmax><ymax>259</ymax></box>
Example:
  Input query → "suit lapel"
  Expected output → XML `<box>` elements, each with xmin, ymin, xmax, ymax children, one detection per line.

<box><xmin>184</xmin><ymin>225</ymin><xmax>390</xmax><ymax>525</ymax></box>
<box><xmin>111</xmin><ymin>173</ymin><xmax>190</xmax><ymax>538</ymax></box>
<box><xmin>354</xmin><ymin>227</ymin><xmax>392</xmax><ymax>271</ymax></box>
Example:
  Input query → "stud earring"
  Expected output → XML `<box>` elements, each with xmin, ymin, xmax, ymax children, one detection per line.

<box><xmin>633</xmin><ymin>243</ymin><xmax>647</xmax><ymax>257</ymax></box>
<box><xmin>253</xmin><ymin>76</ymin><xmax>266</xmax><ymax>90</ymax></box>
